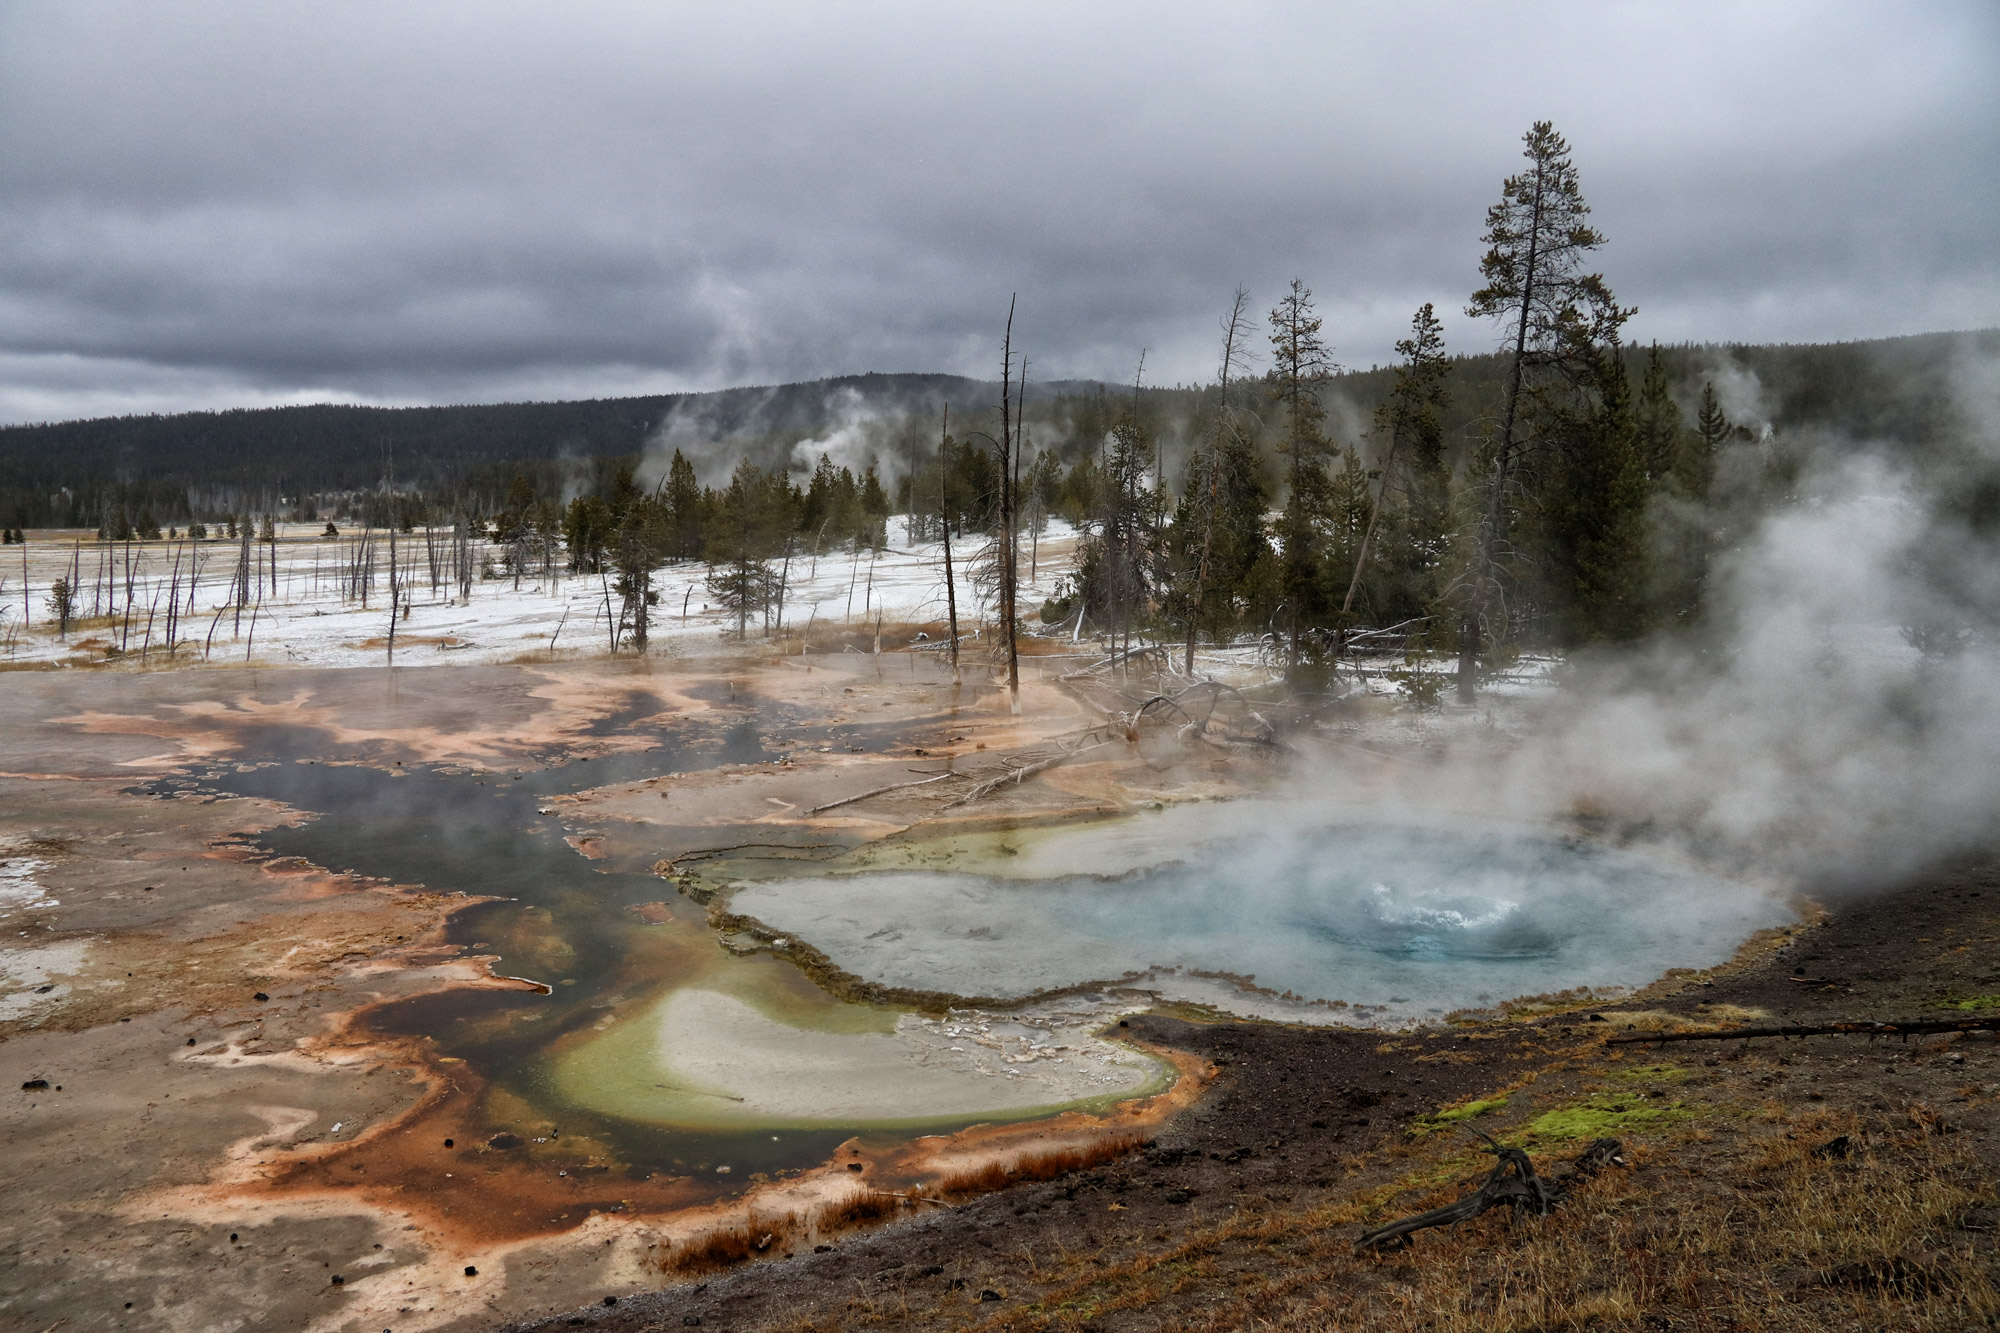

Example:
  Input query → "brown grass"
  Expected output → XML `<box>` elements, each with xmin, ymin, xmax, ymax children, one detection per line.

<box><xmin>932</xmin><ymin>1135</ymin><xmax>1147</xmax><ymax>1199</ymax></box>
<box><xmin>661</xmin><ymin>1211</ymin><xmax>797</xmax><ymax>1275</ymax></box>
<box><xmin>766</xmin><ymin>1096</ymin><xmax>1997</xmax><ymax>1333</ymax></box>
<box><xmin>926</xmin><ymin>1111</ymin><xmax>1999</xmax><ymax>1333</ymax></box>
<box><xmin>820</xmin><ymin>1190</ymin><xmax>906</xmax><ymax>1228</ymax></box>
<box><xmin>660</xmin><ymin>1136</ymin><xmax>1147</xmax><ymax>1281</ymax></box>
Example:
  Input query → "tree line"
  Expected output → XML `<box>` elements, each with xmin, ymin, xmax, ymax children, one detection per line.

<box><xmin>6</xmin><ymin>120</ymin><xmax>1996</xmax><ymax>695</ymax></box>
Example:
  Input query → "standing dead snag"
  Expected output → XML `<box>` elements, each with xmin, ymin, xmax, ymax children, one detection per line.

<box><xmin>938</xmin><ymin>406</ymin><xmax>960</xmax><ymax>684</ymax></box>
<box><xmin>996</xmin><ymin>297</ymin><xmax>1022</xmax><ymax>714</ymax></box>
<box><xmin>1355</xmin><ymin>1134</ymin><xmax>1623</xmax><ymax>1252</ymax></box>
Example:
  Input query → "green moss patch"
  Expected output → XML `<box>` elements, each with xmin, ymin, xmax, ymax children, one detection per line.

<box><xmin>1938</xmin><ymin>993</ymin><xmax>2000</xmax><ymax>1012</ymax></box>
<box><xmin>1608</xmin><ymin>1063</ymin><xmax>1694</xmax><ymax>1084</ymax></box>
<box><xmin>1525</xmin><ymin>1094</ymin><xmax>1690</xmax><ymax>1140</ymax></box>
<box><xmin>1409</xmin><ymin>1096</ymin><xmax>1508</xmax><ymax>1136</ymax></box>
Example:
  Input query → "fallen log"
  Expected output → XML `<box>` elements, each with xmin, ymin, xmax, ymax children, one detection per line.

<box><xmin>804</xmin><ymin>772</ymin><xmax>953</xmax><ymax>815</ymax></box>
<box><xmin>1604</xmin><ymin>1016</ymin><xmax>2000</xmax><ymax>1046</ymax></box>
<box><xmin>943</xmin><ymin>738</ymin><xmax>1116</xmax><ymax>808</ymax></box>
<box><xmin>1355</xmin><ymin>1134</ymin><xmax>1623</xmax><ymax>1252</ymax></box>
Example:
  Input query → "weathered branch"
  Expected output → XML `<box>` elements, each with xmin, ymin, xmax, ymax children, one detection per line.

<box><xmin>1355</xmin><ymin>1135</ymin><xmax>1622</xmax><ymax>1253</ymax></box>
<box><xmin>1604</xmin><ymin>1017</ymin><xmax>2000</xmax><ymax>1046</ymax></box>
<box><xmin>1060</xmin><ymin>644</ymin><xmax>1168</xmax><ymax>681</ymax></box>
<box><xmin>944</xmin><ymin>739</ymin><xmax>1117</xmax><ymax>808</ymax></box>
<box><xmin>803</xmin><ymin>772</ymin><xmax>954</xmax><ymax>816</ymax></box>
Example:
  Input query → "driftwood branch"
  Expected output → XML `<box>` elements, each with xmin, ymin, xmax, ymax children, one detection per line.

<box><xmin>1059</xmin><ymin>644</ymin><xmax>1168</xmax><ymax>681</ymax></box>
<box><xmin>1604</xmin><ymin>1016</ymin><xmax>2000</xmax><ymax>1046</ymax></box>
<box><xmin>1355</xmin><ymin>1135</ymin><xmax>1623</xmax><ymax>1253</ymax></box>
<box><xmin>804</xmin><ymin>772</ymin><xmax>953</xmax><ymax>816</ymax></box>
<box><xmin>944</xmin><ymin>738</ymin><xmax>1117</xmax><ymax>808</ymax></box>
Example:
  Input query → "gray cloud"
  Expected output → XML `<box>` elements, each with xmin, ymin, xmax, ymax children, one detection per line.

<box><xmin>0</xmin><ymin>1</ymin><xmax>1994</xmax><ymax>423</ymax></box>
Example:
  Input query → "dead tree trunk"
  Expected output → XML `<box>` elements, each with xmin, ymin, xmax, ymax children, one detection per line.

<box><xmin>997</xmin><ymin>296</ymin><xmax>1021</xmax><ymax>715</ymax></box>
<box><xmin>939</xmin><ymin>407</ymin><xmax>961</xmax><ymax>684</ymax></box>
<box><xmin>1356</xmin><ymin>1135</ymin><xmax>1622</xmax><ymax>1252</ymax></box>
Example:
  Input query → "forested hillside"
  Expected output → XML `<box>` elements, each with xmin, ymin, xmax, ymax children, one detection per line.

<box><xmin>0</xmin><ymin>333</ymin><xmax>1989</xmax><ymax>536</ymax></box>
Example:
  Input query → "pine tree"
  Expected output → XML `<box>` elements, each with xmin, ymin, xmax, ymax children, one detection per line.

<box><xmin>664</xmin><ymin>449</ymin><xmax>702</xmax><ymax>560</ymax></box>
<box><xmin>1340</xmin><ymin>303</ymin><xmax>1451</xmax><ymax>629</ymax></box>
<box><xmin>1178</xmin><ymin>287</ymin><xmax>1256</xmax><ymax>674</ymax></box>
<box><xmin>612</xmin><ymin>492</ymin><xmax>673</xmax><ymax>652</ymax></box>
<box><xmin>1691</xmin><ymin>381</ymin><xmax>1729</xmax><ymax>495</ymax></box>
<box><xmin>704</xmin><ymin>460</ymin><xmax>789</xmax><ymax>640</ymax></box>
<box><xmin>1538</xmin><ymin>347</ymin><xmax>1649</xmax><ymax>643</ymax></box>
<box><xmin>1635</xmin><ymin>344</ymin><xmax>1682</xmax><ymax>481</ymax></box>
<box><xmin>858</xmin><ymin>465</ymin><xmax>890</xmax><ymax>549</ymax></box>
<box><xmin>1023</xmin><ymin>447</ymin><xmax>1064</xmax><ymax>581</ymax></box>
<box><xmin>1458</xmin><ymin>121</ymin><xmax>1633</xmax><ymax>699</ymax></box>
<box><xmin>1266</xmin><ymin>278</ymin><xmax>1338</xmax><ymax>678</ymax></box>
<box><xmin>1074</xmin><ymin>396</ymin><xmax>1157</xmax><ymax>654</ymax></box>
<box><xmin>563</xmin><ymin>496</ymin><xmax>613</xmax><ymax>573</ymax></box>
<box><xmin>1649</xmin><ymin>380</ymin><xmax>1730</xmax><ymax>631</ymax></box>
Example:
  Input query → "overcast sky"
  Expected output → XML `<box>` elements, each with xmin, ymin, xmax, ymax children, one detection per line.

<box><xmin>0</xmin><ymin>1</ymin><xmax>1994</xmax><ymax>425</ymax></box>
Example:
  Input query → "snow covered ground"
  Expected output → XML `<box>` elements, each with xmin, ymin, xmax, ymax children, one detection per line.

<box><xmin>0</xmin><ymin>517</ymin><xmax>1089</xmax><ymax>670</ymax></box>
<box><xmin>0</xmin><ymin>516</ymin><xmax>1560</xmax><ymax>705</ymax></box>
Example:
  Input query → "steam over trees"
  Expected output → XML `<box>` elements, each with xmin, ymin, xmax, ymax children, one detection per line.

<box><xmin>0</xmin><ymin>117</ymin><xmax>1925</xmax><ymax>687</ymax></box>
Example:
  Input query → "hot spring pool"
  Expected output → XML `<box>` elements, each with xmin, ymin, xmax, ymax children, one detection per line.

<box><xmin>175</xmin><ymin>745</ymin><xmax>1792</xmax><ymax>1179</ymax></box>
<box><xmin>723</xmin><ymin>803</ymin><xmax>1797</xmax><ymax>1021</ymax></box>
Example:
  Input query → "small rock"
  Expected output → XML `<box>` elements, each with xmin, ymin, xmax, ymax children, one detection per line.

<box><xmin>602</xmin><ymin>1296</ymin><xmax>618</xmax><ymax>1306</ymax></box>
<box><xmin>846</xmin><ymin>1162</ymin><xmax>864</xmax><ymax>1172</ymax></box>
<box><xmin>814</xmin><ymin>1244</ymin><xmax>833</xmax><ymax>1253</ymax></box>
<box><xmin>253</xmin><ymin>992</ymin><xmax>270</xmax><ymax>1002</ymax></box>
<box><xmin>21</xmin><ymin>1078</ymin><xmax>49</xmax><ymax>1090</ymax></box>
<box><xmin>443</xmin><ymin>1138</ymin><xmax>455</xmax><ymax>1148</ymax></box>
<box><xmin>978</xmin><ymin>1288</ymin><xmax>1003</xmax><ymax>1302</ymax></box>
<box><xmin>682</xmin><ymin>1317</ymin><xmax>702</xmax><ymax>1327</ymax></box>
<box><xmin>331</xmin><ymin>1275</ymin><xmax>344</xmax><ymax>1285</ymax></box>
<box><xmin>919</xmin><ymin>1264</ymin><xmax>944</xmax><ymax>1276</ymax></box>
<box><xmin>464</xmin><ymin>1266</ymin><xmax>478</xmax><ymax>1277</ymax></box>
<box><xmin>1164</xmin><ymin>1189</ymin><xmax>1193</xmax><ymax>1205</ymax></box>
<box><xmin>488</xmin><ymin>1133</ymin><xmax>523</xmax><ymax>1150</ymax></box>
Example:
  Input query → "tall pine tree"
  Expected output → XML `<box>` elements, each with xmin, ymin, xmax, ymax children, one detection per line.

<box><xmin>1266</xmin><ymin>279</ymin><xmax>1337</xmax><ymax>678</ymax></box>
<box><xmin>1458</xmin><ymin>121</ymin><xmax>1632</xmax><ymax>698</ymax></box>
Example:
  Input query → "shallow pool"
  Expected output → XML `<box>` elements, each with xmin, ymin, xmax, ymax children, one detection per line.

<box><xmin>726</xmin><ymin>803</ymin><xmax>1796</xmax><ymax>1022</ymax></box>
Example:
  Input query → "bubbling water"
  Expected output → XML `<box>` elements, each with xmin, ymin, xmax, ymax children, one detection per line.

<box><xmin>727</xmin><ymin>808</ymin><xmax>1796</xmax><ymax>1022</ymax></box>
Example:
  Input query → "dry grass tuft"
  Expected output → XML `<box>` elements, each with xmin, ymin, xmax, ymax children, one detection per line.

<box><xmin>661</xmin><ymin>1219</ymin><xmax>782</xmax><ymax>1275</ymax></box>
<box><xmin>933</xmin><ymin>1111</ymin><xmax>1997</xmax><ymax>1333</ymax></box>
<box><xmin>820</xmin><ymin>1190</ymin><xmax>906</xmax><ymax>1228</ymax></box>
<box><xmin>933</xmin><ymin>1135</ymin><xmax>1146</xmax><ymax>1199</ymax></box>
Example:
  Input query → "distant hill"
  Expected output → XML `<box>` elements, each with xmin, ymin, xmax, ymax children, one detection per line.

<box><xmin>0</xmin><ymin>331</ymin><xmax>1992</xmax><ymax>528</ymax></box>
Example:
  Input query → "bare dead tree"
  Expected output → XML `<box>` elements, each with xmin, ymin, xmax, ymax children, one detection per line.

<box><xmin>939</xmin><ymin>406</ymin><xmax>961</xmax><ymax>684</ymax></box>
<box><xmin>997</xmin><ymin>296</ymin><xmax>1021</xmax><ymax>714</ymax></box>
<box><xmin>386</xmin><ymin>521</ymin><xmax>399</xmax><ymax>665</ymax></box>
<box><xmin>1186</xmin><ymin>287</ymin><xmax>1252</xmax><ymax>677</ymax></box>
